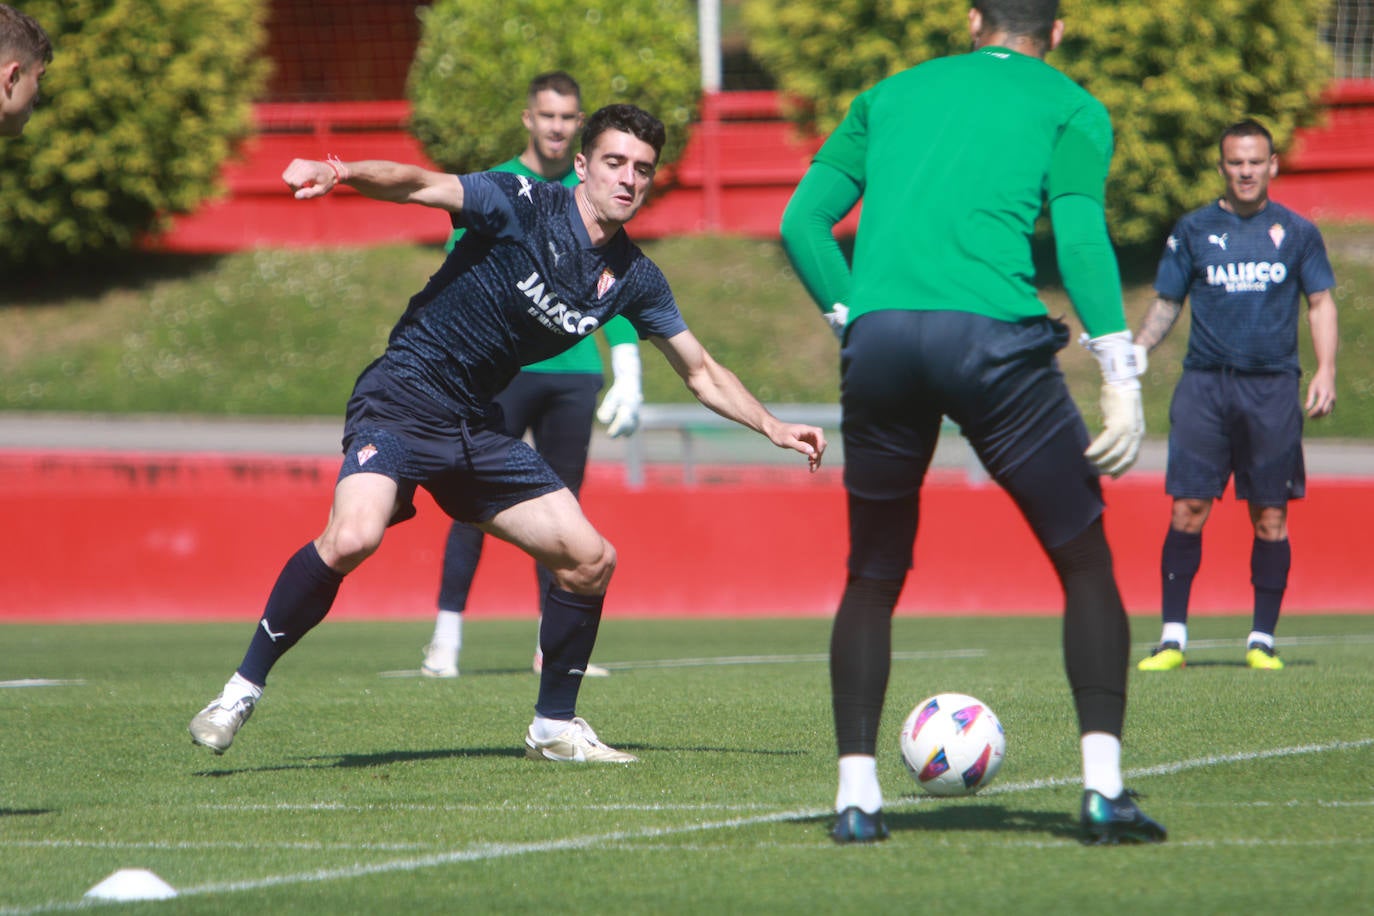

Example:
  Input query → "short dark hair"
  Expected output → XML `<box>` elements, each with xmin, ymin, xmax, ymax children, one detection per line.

<box><xmin>0</xmin><ymin>3</ymin><xmax>52</xmax><ymax>66</ymax></box>
<box><xmin>581</xmin><ymin>104</ymin><xmax>666</xmax><ymax>164</ymax></box>
<box><xmin>1219</xmin><ymin>118</ymin><xmax>1275</xmax><ymax>159</ymax></box>
<box><xmin>974</xmin><ymin>0</ymin><xmax>1059</xmax><ymax>50</ymax></box>
<box><xmin>527</xmin><ymin>70</ymin><xmax>580</xmax><ymax>105</ymax></box>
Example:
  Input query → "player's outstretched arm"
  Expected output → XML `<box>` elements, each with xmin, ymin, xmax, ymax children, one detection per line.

<box><xmin>282</xmin><ymin>158</ymin><xmax>464</xmax><ymax>211</ymax></box>
<box><xmin>651</xmin><ymin>329</ymin><xmax>826</xmax><ymax>471</ymax></box>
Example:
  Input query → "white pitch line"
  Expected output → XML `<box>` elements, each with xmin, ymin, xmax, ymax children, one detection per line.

<box><xmin>4</xmin><ymin>740</ymin><xmax>1370</xmax><ymax>915</ymax></box>
<box><xmin>379</xmin><ymin>648</ymin><xmax>986</xmax><ymax>678</ymax></box>
<box><xmin>0</xmin><ymin>679</ymin><xmax>86</xmax><ymax>689</ymax></box>
<box><xmin>599</xmin><ymin>649</ymin><xmax>986</xmax><ymax>671</ymax></box>
<box><xmin>381</xmin><ymin>633</ymin><xmax>1374</xmax><ymax>679</ymax></box>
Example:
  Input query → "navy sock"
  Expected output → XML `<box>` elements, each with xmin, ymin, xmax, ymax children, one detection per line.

<box><xmin>237</xmin><ymin>542</ymin><xmax>344</xmax><ymax>686</ymax></box>
<box><xmin>1251</xmin><ymin>537</ymin><xmax>1290</xmax><ymax>638</ymax></box>
<box><xmin>831</xmin><ymin>576</ymin><xmax>904</xmax><ymax>757</ymax></box>
<box><xmin>535</xmin><ymin>588</ymin><xmax>604</xmax><ymax>720</ymax></box>
<box><xmin>1160</xmin><ymin>527</ymin><xmax>1202</xmax><ymax>626</ymax></box>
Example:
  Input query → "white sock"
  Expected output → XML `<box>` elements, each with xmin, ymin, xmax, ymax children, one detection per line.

<box><xmin>226</xmin><ymin>672</ymin><xmax>262</xmax><ymax>703</ymax></box>
<box><xmin>431</xmin><ymin>610</ymin><xmax>462</xmax><ymax>650</ymax></box>
<box><xmin>836</xmin><ymin>754</ymin><xmax>883</xmax><ymax>814</ymax></box>
<box><xmin>1161</xmin><ymin>622</ymin><xmax>1188</xmax><ymax>650</ymax></box>
<box><xmin>1081</xmin><ymin>732</ymin><xmax>1123</xmax><ymax>799</ymax></box>
<box><xmin>1247</xmin><ymin>631</ymin><xmax>1274</xmax><ymax>649</ymax></box>
<box><xmin>530</xmin><ymin>716</ymin><xmax>572</xmax><ymax>742</ymax></box>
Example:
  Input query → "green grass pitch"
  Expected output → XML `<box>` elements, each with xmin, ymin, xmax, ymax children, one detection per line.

<box><xmin>3</xmin><ymin>615</ymin><xmax>1372</xmax><ymax>913</ymax></box>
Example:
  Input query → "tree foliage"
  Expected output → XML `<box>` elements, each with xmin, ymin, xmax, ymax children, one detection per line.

<box><xmin>0</xmin><ymin>0</ymin><xmax>268</xmax><ymax>271</ymax></box>
<box><xmin>742</xmin><ymin>0</ymin><xmax>1333</xmax><ymax>244</ymax></box>
<box><xmin>408</xmin><ymin>0</ymin><xmax>700</xmax><ymax>173</ymax></box>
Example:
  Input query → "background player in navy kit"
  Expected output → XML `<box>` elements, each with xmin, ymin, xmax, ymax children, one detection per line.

<box><xmin>421</xmin><ymin>71</ymin><xmax>641</xmax><ymax>680</ymax></box>
<box><xmin>1136</xmin><ymin>119</ymin><xmax>1339</xmax><ymax>673</ymax></box>
<box><xmin>189</xmin><ymin>104</ymin><xmax>826</xmax><ymax>763</ymax></box>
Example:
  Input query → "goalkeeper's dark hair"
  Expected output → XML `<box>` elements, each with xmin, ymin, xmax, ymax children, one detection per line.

<box><xmin>527</xmin><ymin>70</ymin><xmax>581</xmax><ymax>105</ymax></box>
<box><xmin>974</xmin><ymin>0</ymin><xmax>1059</xmax><ymax>51</ymax></box>
<box><xmin>582</xmin><ymin>104</ymin><xmax>666</xmax><ymax>165</ymax></box>
<box><xmin>1219</xmin><ymin>118</ymin><xmax>1275</xmax><ymax>159</ymax></box>
<box><xmin>0</xmin><ymin>4</ymin><xmax>52</xmax><ymax>65</ymax></box>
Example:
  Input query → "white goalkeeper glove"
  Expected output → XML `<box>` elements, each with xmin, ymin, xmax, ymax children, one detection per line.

<box><xmin>596</xmin><ymin>343</ymin><xmax>643</xmax><ymax>438</ymax></box>
<box><xmin>823</xmin><ymin>303</ymin><xmax>848</xmax><ymax>340</ymax></box>
<box><xmin>1080</xmin><ymin>331</ymin><xmax>1147</xmax><ymax>478</ymax></box>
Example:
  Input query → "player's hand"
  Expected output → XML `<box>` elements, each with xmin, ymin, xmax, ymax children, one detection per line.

<box><xmin>1305</xmin><ymin>369</ymin><xmax>1336</xmax><ymax>418</ymax></box>
<box><xmin>770</xmin><ymin>423</ymin><xmax>827</xmax><ymax>472</ymax></box>
<box><xmin>1085</xmin><ymin>382</ymin><xmax>1145</xmax><ymax>477</ymax></box>
<box><xmin>823</xmin><ymin>303</ymin><xmax>848</xmax><ymax>341</ymax></box>
<box><xmin>596</xmin><ymin>343</ymin><xmax>643</xmax><ymax>438</ymax></box>
<box><xmin>282</xmin><ymin>158</ymin><xmax>337</xmax><ymax>200</ymax></box>
<box><xmin>1079</xmin><ymin>330</ymin><xmax>1147</xmax><ymax>385</ymax></box>
<box><xmin>1079</xmin><ymin>330</ymin><xmax>1147</xmax><ymax>477</ymax></box>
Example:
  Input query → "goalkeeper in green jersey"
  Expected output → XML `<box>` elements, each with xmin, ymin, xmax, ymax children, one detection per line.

<box><xmin>780</xmin><ymin>0</ymin><xmax>1164</xmax><ymax>846</ymax></box>
<box><xmin>420</xmin><ymin>72</ymin><xmax>642</xmax><ymax>680</ymax></box>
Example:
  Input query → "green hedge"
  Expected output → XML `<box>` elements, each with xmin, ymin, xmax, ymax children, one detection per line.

<box><xmin>408</xmin><ymin>0</ymin><xmax>700</xmax><ymax>173</ymax></box>
<box><xmin>0</xmin><ymin>0</ymin><xmax>268</xmax><ymax>271</ymax></box>
<box><xmin>742</xmin><ymin>0</ymin><xmax>1332</xmax><ymax>244</ymax></box>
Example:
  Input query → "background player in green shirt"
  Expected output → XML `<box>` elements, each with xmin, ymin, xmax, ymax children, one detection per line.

<box><xmin>780</xmin><ymin>0</ymin><xmax>1163</xmax><ymax>845</ymax></box>
<box><xmin>421</xmin><ymin>72</ymin><xmax>643</xmax><ymax>679</ymax></box>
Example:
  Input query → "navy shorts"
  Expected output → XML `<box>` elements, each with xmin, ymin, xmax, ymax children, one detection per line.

<box><xmin>1165</xmin><ymin>368</ymin><xmax>1305</xmax><ymax>505</ymax></box>
<box><xmin>337</xmin><ymin>365</ymin><xmax>566</xmax><ymax>525</ymax></box>
<box><xmin>841</xmin><ymin>310</ymin><xmax>1103</xmax><ymax>578</ymax></box>
<box><xmin>495</xmin><ymin>370</ymin><xmax>603</xmax><ymax>498</ymax></box>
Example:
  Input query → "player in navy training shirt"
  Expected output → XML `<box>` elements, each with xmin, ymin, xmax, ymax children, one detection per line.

<box><xmin>1134</xmin><ymin>119</ymin><xmax>1339</xmax><ymax>674</ymax></box>
<box><xmin>188</xmin><ymin>104</ymin><xmax>827</xmax><ymax>763</ymax></box>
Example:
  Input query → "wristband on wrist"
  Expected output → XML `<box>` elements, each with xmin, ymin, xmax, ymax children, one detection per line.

<box><xmin>325</xmin><ymin>154</ymin><xmax>349</xmax><ymax>185</ymax></box>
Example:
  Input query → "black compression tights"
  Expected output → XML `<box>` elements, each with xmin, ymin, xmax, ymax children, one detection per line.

<box><xmin>830</xmin><ymin>576</ymin><xmax>905</xmax><ymax>757</ymax></box>
<box><xmin>1047</xmin><ymin>517</ymin><xmax>1130</xmax><ymax>737</ymax></box>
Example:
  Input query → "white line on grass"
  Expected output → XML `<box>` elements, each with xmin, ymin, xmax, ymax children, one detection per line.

<box><xmin>379</xmin><ymin>648</ymin><xmax>988</xmax><ymax>678</ymax></box>
<box><xmin>383</xmin><ymin>633</ymin><xmax>1374</xmax><ymax>679</ymax></box>
<box><xmin>0</xmin><ymin>679</ymin><xmax>86</xmax><ymax>689</ymax></box>
<box><xmin>5</xmin><ymin>737</ymin><xmax>1371</xmax><ymax>915</ymax></box>
<box><xmin>600</xmin><ymin>649</ymin><xmax>987</xmax><ymax>670</ymax></box>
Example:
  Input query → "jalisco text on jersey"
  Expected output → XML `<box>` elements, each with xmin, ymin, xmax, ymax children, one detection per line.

<box><xmin>518</xmin><ymin>270</ymin><xmax>601</xmax><ymax>335</ymax></box>
<box><xmin>1206</xmin><ymin>260</ymin><xmax>1288</xmax><ymax>292</ymax></box>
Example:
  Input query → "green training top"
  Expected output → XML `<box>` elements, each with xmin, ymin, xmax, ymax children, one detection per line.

<box><xmin>803</xmin><ymin>46</ymin><xmax>1124</xmax><ymax>335</ymax></box>
<box><xmin>448</xmin><ymin>156</ymin><xmax>637</xmax><ymax>374</ymax></box>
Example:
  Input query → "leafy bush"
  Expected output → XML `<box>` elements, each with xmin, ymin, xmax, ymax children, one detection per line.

<box><xmin>408</xmin><ymin>0</ymin><xmax>700</xmax><ymax>172</ymax></box>
<box><xmin>0</xmin><ymin>0</ymin><xmax>268</xmax><ymax>271</ymax></box>
<box><xmin>742</xmin><ymin>0</ymin><xmax>1332</xmax><ymax>244</ymax></box>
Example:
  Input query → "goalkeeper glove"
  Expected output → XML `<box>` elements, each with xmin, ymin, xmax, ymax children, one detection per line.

<box><xmin>1080</xmin><ymin>331</ymin><xmax>1147</xmax><ymax>478</ymax></box>
<box><xmin>823</xmin><ymin>303</ymin><xmax>848</xmax><ymax>340</ymax></box>
<box><xmin>596</xmin><ymin>343</ymin><xmax>643</xmax><ymax>438</ymax></box>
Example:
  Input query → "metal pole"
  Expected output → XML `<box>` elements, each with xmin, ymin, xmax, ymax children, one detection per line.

<box><xmin>699</xmin><ymin>0</ymin><xmax>721</xmax><ymax>92</ymax></box>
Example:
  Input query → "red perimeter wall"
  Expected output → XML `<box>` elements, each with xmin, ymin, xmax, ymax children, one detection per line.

<box><xmin>149</xmin><ymin>84</ymin><xmax>1374</xmax><ymax>252</ymax></box>
<box><xmin>1</xmin><ymin>451</ymin><xmax>1368</xmax><ymax>623</ymax></box>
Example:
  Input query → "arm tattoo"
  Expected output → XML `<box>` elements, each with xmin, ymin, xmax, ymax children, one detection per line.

<box><xmin>1135</xmin><ymin>297</ymin><xmax>1183</xmax><ymax>352</ymax></box>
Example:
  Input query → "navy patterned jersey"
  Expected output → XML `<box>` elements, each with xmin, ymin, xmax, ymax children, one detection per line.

<box><xmin>1154</xmin><ymin>200</ymin><xmax>1335</xmax><ymax>375</ymax></box>
<box><xmin>372</xmin><ymin>171</ymin><xmax>686</xmax><ymax>418</ymax></box>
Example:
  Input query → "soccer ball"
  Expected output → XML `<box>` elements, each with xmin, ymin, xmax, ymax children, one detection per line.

<box><xmin>899</xmin><ymin>693</ymin><xmax>1005</xmax><ymax>797</ymax></box>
